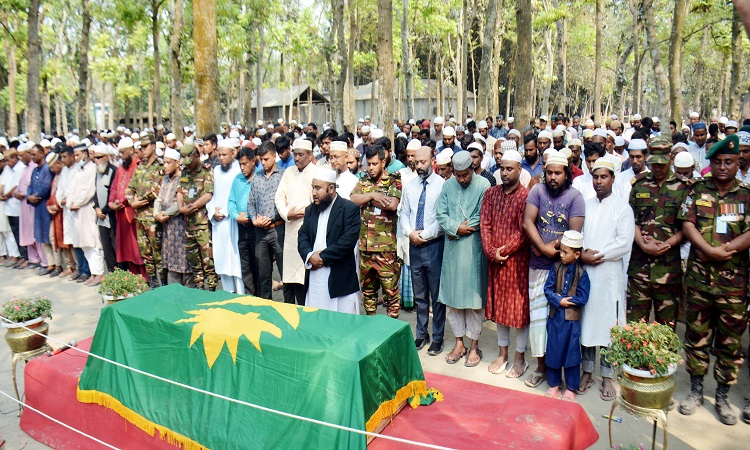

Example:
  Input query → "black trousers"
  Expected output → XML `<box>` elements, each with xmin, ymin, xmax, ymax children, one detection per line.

<box><xmin>238</xmin><ymin>223</ymin><xmax>259</xmax><ymax>295</ymax></box>
<box><xmin>255</xmin><ymin>225</ymin><xmax>284</xmax><ymax>299</ymax></box>
<box><xmin>283</xmin><ymin>283</ymin><xmax>305</xmax><ymax>305</ymax></box>
<box><xmin>99</xmin><ymin>223</ymin><xmax>118</xmax><ymax>273</ymax></box>
<box><xmin>7</xmin><ymin>216</ymin><xmax>26</xmax><ymax>260</ymax></box>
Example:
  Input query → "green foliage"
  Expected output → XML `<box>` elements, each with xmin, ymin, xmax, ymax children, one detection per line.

<box><xmin>1</xmin><ymin>296</ymin><xmax>53</xmax><ymax>323</ymax></box>
<box><xmin>98</xmin><ymin>268</ymin><xmax>149</xmax><ymax>298</ymax></box>
<box><xmin>602</xmin><ymin>320</ymin><xmax>683</xmax><ymax>377</ymax></box>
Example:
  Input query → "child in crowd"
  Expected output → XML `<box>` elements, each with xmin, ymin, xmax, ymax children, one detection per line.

<box><xmin>543</xmin><ymin>230</ymin><xmax>590</xmax><ymax>401</ymax></box>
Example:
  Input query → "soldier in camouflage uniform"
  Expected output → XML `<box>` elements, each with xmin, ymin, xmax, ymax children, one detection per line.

<box><xmin>350</xmin><ymin>144</ymin><xmax>402</xmax><ymax>318</ymax></box>
<box><xmin>177</xmin><ymin>142</ymin><xmax>217</xmax><ymax>290</ymax></box>
<box><xmin>677</xmin><ymin>134</ymin><xmax>750</xmax><ymax>426</ymax></box>
<box><xmin>627</xmin><ymin>136</ymin><xmax>688</xmax><ymax>326</ymax></box>
<box><xmin>126</xmin><ymin>134</ymin><xmax>163</xmax><ymax>288</ymax></box>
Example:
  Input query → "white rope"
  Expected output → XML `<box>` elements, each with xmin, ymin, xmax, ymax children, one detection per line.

<box><xmin>0</xmin><ymin>389</ymin><xmax>121</xmax><ymax>450</ymax></box>
<box><xmin>1</xmin><ymin>316</ymin><xmax>452</xmax><ymax>450</ymax></box>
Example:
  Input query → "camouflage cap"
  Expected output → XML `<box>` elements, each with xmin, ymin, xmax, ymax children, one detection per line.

<box><xmin>705</xmin><ymin>134</ymin><xmax>740</xmax><ymax>159</ymax></box>
<box><xmin>139</xmin><ymin>133</ymin><xmax>155</xmax><ymax>146</ymax></box>
<box><xmin>179</xmin><ymin>138</ymin><xmax>196</xmax><ymax>165</ymax></box>
<box><xmin>647</xmin><ymin>136</ymin><xmax>673</xmax><ymax>164</ymax></box>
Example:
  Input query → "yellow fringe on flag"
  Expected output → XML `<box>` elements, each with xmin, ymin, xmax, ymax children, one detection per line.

<box><xmin>77</xmin><ymin>387</ymin><xmax>209</xmax><ymax>450</ymax></box>
<box><xmin>365</xmin><ymin>379</ymin><xmax>427</xmax><ymax>432</ymax></box>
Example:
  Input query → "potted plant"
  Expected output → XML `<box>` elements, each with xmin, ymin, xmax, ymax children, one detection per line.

<box><xmin>1</xmin><ymin>296</ymin><xmax>53</xmax><ymax>353</ymax></box>
<box><xmin>98</xmin><ymin>268</ymin><xmax>149</xmax><ymax>304</ymax></box>
<box><xmin>602</xmin><ymin>320</ymin><xmax>683</xmax><ymax>409</ymax></box>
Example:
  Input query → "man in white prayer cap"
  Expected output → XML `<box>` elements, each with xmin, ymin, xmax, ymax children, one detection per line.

<box><xmin>298</xmin><ymin>166</ymin><xmax>361</xmax><ymax>314</ymax></box>
<box><xmin>735</xmin><ymin>130</ymin><xmax>750</xmax><ymax>184</ymax></box>
<box><xmin>435</xmin><ymin>148</ymin><xmax>453</xmax><ymax>180</ymax></box>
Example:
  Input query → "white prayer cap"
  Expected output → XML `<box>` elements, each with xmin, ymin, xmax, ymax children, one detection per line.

<box><xmin>80</xmin><ymin>138</ymin><xmax>92</xmax><ymax>148</ymax></box>
<box><xmin>313</xmin><ymin>166</ymin><xmax>337</xmax><ymax>184</ymax></box>
<box><xmin>329</xmin><ymin>140</ymin><xmax>347</xmax><ymax>153</ymax></box>
<box><xmin>116</xmin><ymin>126</ymin><xmax>125</xmax><ymax>132</ymax></box>
<box><xmin>633</xmin><ymin>114</ymin><xmax>642</xmax><ymax>120</ymax></box>
<box><xmin>45</xmin><ymin>152</ymin><xmax>59</xmax><ymax>165</ymax></box>
<box><xmin>257</xmin><ymin>120</ymin><xmax>264</xmax><ymax>127</ymax></box>
<box><xmin>606</xmin><ymin>130</ymin><xmax>616</xmax><ymax>140</ymax></box>
<box><xmin>0</xmin><ymin>137</ymin><xmax>8</xmax><ymax>148</ymax></box>
<box><xmin>672</xmin><ymin>142</ymin><xmax>689</xmax><ymax>151</ymax></box>
<box><xmin>408</xmin><ymin>119</ymin><xmax>416</xmax><ymax>125</ymax></box>
<box><xmin>166</xmin><ymin>133</ymin><xmax>176</xmax><ymax>141</ymax></box>
<box><xmin>442</xmin><ymin>126</ymin><xmax>456</xmax><ymax>137</ymax></box>
<box><xmin>561</xmin><ymin>230</ymin><xmax>584</xmax><ymax>249</ymax></box>
<box><xmin>357</xmin><ymin>118</ymin><xmax>364</xmax><ymax>124</ymax></box>
<box><xmin>508</xmin><ymin>129</ymin><xmax>521</xmax><ymax>139</ymax></box>
<box><xmin>652</xmin><ymin>117</ymin><xmax>660</xmax><ymax>123</ymax></box>
<box><xmin>229</xmin><ymin>130</ymin><xmax>240</xmax><ymax>139</ymax></box>
<box><xmin>361</xmin><ymin>125</ymin><xmax>371</xmax><ymax>135</ymax></box>
<box><xmin>559</xmin><ymin>147</ymin><xmax>573</xmax><ymax>159</ymax></box>
<box><xmin>217</xmin><ymin>139</ymin><xmax>234</xmax><ymax>150</ymax></box>
<box><xmin>252</xmin><ymin>137</ymin><xmax>262</xmax><ymax>146</ymax></box>
<box><xmin>592</xmin><ymin>157</ymin><xmax>615</xmax><ymax>173</ymax></box>
<box><xmin>50</xmin><ymin>138</ymin><xmax>61</xmax><ymax>147</ymax></box>
<box><xmin>477</xmin><ymin>120</ymin><xmax>488</xmax><ymax>130</ymax></box>
<box><xmin>257</xmin><ymin>128</ymin><xmax>267</xmax><ymax>137</ymax></box>
<box><xmin>719</xmin><ymin>116</ymin><xmax>729</xmax><ymax>125</ymax></box>
<box><xmin>552</xmin><ymin>128</ymin><xmax>565</xmax><ymax>138</ymax></box>
<box><xmin>543</xmin><ymin>147</ymin><xmax>557</xmax><ymax>157</ymax></box>
<box><xmin>164</xmin><ymin>148</ymin><xmax>181</xmax><ymax>161</ymax></box>
<box><xmin>155</xmin><ymin>148</ymin><xmax>164</xmax><ymax>157</ymax></box>
<box><xmin>568</xmin><ymin>138</ymin><xmax>583</xmax><ymax>147</ymax></box>
<box><xmin>436</xmin><ymin>149</ymin><xmax>453</xmax><ymax>165</ymax></box>
<box><xmin>452</xmin><ymin>150</ymin><xmax>472</xmax><ymax>170</ymax></box>
<box><xmin>467</xmin><ymin>142</ymin><xmax>483</xmax><ymax>153</ymax></box>
<box><xmin>501</xmin><ymin>140</ymin><xmax>518</xmax><ymax>152</ymax></box>
<box><xmin>293</xmin><ymin>138</ymin><xmax>313</xmax><ymax>152</ymax></box>
<box><xmin>370</xmin><ymin>128</ymin><xmax>384</xmax><ymax>139</ymax></box>
<box><xmin>540</xmin><ymin>115</ymin><xmax>549</xmax><ymax>121</ymax></box>
<box><xmin>290</xmin><ymin>119</ymin><xmax>298</xmax><ymax>126</ymax></box>
<box><xmin>397</xmin><ymin>132</ymin><xmax>407</xmax><ymax>139</ymax></box>
<box><xmin>93</xmin><ymin>144</ymin><xmax>109</xmax><ymax>156</ymax></box>
<box><xmin>507</xmin><ymin>116</ymin><xmax>515</xmax><ymax>123</ymax></box>
<box><xmin>228</xmin><ymin>137</ymin><xmax>241</xmax><ymax>148</ymax></box>
<box><xmin>593</xmin><ymin>128</ymin><xmax>608</xmax><ymax>138</ymax></box>
<box><xmin>629</xmin><ymin>139</ymin><xmax>648</xmax><ymax>151</ymax></box>
<box><xmin>674</xmin><ymin>151</ymin><xmax>694</xmax><ymax>168</ymax></box>
<box><xmin>156</xmin><ymin>124</ymin><xmax>165</xmax><ymax>131</ymax></box>
<box><xmin>17</xmin><ymin>142</ymin><xmax>31</xmax><ymax>153</ymax></box>
<box><xmin>406</xmin><ymin>139</ymin><xmax>421</xmax><ymax>151</ymax></box>
<box><xmin>278</xmin><ymin>118</ymin><xmax>285</xmax><ymax>124</ymax></box>
<box><xmin>737</xmin><ymin>131</ymin><xmax>750</xmax><ymax>147</ymax></box>
<box><xmin>134</xmin><ymin>142</ymin><xmax>141</xmax><ymax>150</ymax></box>
<box><xmin>726</xmin><ymin>120</ymin><xmax>739</xmax><ymax>130</ymax></box>
<box><xmin>156</xmin><ymin>141</ymin><xmax>166</xmax><ymax>149</ymax></box>
<box><xmin>433</xmin><ymin>116</ymin><xmax>444</xmax><ymax>125</ymax></box>
<box><xmin>118</xmin><ymin>137</ymin><xmax>134</xmax><ymax>149</ymax></box>
<box><xmin>183</xmin><ymin>126</ymin><xmax>191</xmax><ymax>134</ymax></box>
<box><xmin>545</xmin><ymin>151</ymin><xmax>569</xmax><ymax>167</ymax></box>
<box><xmin>689</xmin><ymin>112</ymin><xmax>700</xmax><ymax>119</ymax></box>
<box><xmin>584</xmin><ymin>118</ymin><xmax>595</xmax><ymax>127</ymax></box>
<box><xmin>501</xmin><ymin>149</ymin><xmax>523</xmax><ymax>164</ymax></box>
<box><xmin>603</xmin><ymin>153</ymin><xmax>622</xmax><ymax>173</ymax></box>
<box><xmin>681</xmin><ymin>124</ymin><xmax>690</xmax><ymax>132</ymax></box>
<box><xmin>614</xmin><ymin>136</ymin><xmax>626</xmax><ymax>147</ymax></box>
<box><xmin>538</xmin><ymin>130</ymin><xmax>553</xmax><ymax>141</ymax></box>
<box><xmin>131</xmin><ymin>132</ymin><xmax>140</xmax><ymax>141</ymax></box>
<box><xmin>473</xmin><ymin>132</ymin><xmax>486</xmax><ymax>143</ymax></box>
<box><xmin>40</xmin><ymin>139</ymin><xmax>51</xmax><ymax>148</ymax></box>
<box><xmin>582</xmin><ymin>129</ymin><xmax>594</xmax><ymax>139</ymax></box>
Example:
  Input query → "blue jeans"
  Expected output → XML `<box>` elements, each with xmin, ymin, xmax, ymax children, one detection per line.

<box><xmin>75</xmin><ymin>247</ymin><xmax>90</xmax><ymax>276</ymax></box>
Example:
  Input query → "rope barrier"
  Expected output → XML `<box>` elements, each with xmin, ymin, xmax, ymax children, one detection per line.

<box><xmin>0</xmin><ymin>315</ymin><xmax>453</xmax><ymax>449</ymax></box>
<box><xmin>0</xmin><ymin>389</ymin><xmax>121</xmax><ymax>450</ymax></box>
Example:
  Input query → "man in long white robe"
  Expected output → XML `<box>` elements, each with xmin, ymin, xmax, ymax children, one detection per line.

<box><xmin>55</xmin><ymin>148</ymin><xmax>77</xmax><ymax>276</ymax></box>
<box><xmin>207</xmin><ymin>142</ymin><xmax>244</xmax><ymax>293</ymax></box>
<box><xmin>68</xmin><ymin>149</ymin><xmax>104</xmax><ymax>286</ymax></box>
<box><xmin>580</xmin><ymin>158</ymin><xmax>635</xmax><ymax>400</ymax></box>
<box><xmin>275</xmin><ymin>139</ymin><xmax>315</xmax><ymax>305</ymax></box>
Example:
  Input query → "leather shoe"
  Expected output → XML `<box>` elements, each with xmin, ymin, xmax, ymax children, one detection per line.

<box><xmin>49</xmin><ymin>268</ymin><xmax>62</xmax><ymax>278</ymax></box>
<box><xmin>36</xmin><ymin>267</ymin><xmax>53</xmax><ymax>276</ymax></box>
<box><xmin>427</xmin><ymin>341</ymin><xmax>444</xmax><ymax>356</ymax></box>
<box><xmin>16</xmin><ymin>260</ymin><xmax>29</xmax><ymax>270</ymax></box>
<box><xmin>69</xmin><ymin>273</ymin><xmax>82</xmax><ymax>281</ymax></box>
<box><xmin>415</xmin><ymin>336</ymin><xmax>430</xmax><ymax>350</ymax></box>
<box><xmin>26</xmin><ymin>263</ymin><xmax>40</xmax><ymax>270</ymax></box>
<box><xmin>77</xmin><ymin>274</ymin><xmax>91</xmax><ymax>283</ymax></box>
<box><xmin>87</xmin><ymin>275</ymin><xmax>102</xmax><ymax>287</ymax></box>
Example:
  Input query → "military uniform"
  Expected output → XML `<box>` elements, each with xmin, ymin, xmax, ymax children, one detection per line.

<box><xmin>178</xmin><ymin>166</ymin><xmax>217</xmax><ymax>290</ymax></box>
<box><xmin>627</xmin><ymin>143</ymin><xmax>688</xmax><ymax>326</ymax></box>
<box><xmin>352</xmin><ymin>173</ymin><xmax>402</xmax><ymax>317</ymax></box>
<box><xmin>126</xmin><ymin>156</ymin><xmax>163</xmax><ymax>283</ymax></box>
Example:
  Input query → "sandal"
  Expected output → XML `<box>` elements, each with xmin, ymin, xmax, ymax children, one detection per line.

<box><xmin>506</xmin><ymin>361</ymin><xmax>530</xmax><ymax>379</ymax></box>
<box><xmin>524</xmin><ymin>371</ymin><xmax>546</xmax><ymax>388</ymax></box>
<box><xmin>544</xmin><ymin>386</ymin><xmax>562</xmax><ymax>399</ymax></box>
<box><xmin>464</xmin><ymin>349</ymin><xmax>482</xmax><ymax>367</ymax></box>
<box><xmin>445</xmin><ymin>349</ymin><xmax>467</xmax><ymax>365</ymax></box>
<box><xmin>600</xmin><ymin>384</ymin><xmax>617</xmax><ymax>401</ymax></box>
<box><xmin>488</xmin><ymin>359</ymin><xmax>508</xmax><ymax>375</ymax></box>
<box><xmin>576</xmin><ymin>377</ymin><xmax>595</xmax><ymax>395</ymax></box>
<box><xmin>562</xmin><ymin>390</ymin><xmax>577</xmax><ymax>402</ymax></box>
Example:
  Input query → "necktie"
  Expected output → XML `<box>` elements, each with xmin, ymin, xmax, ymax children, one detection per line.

<box><xmin>415</xmin><ymin>179</ymin><xmax>427</xmax><ymax>231</ymax></box>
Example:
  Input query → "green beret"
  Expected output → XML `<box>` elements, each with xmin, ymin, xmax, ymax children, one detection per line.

<box><xmin>705</xmin><ymin>134</ymin><xmax>740</xmax><ymax>160</ymax></box>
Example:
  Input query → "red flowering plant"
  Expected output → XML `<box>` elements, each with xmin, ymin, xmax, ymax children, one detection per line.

<box><xmin>602</xmin><ymin>320</ymin><xmax>682</xmax><ymax>376</ymax></box>
<box><xmin>0</xmin><ymin>296</ymin><xmax>53</xmax><ymax>324</ymax></box>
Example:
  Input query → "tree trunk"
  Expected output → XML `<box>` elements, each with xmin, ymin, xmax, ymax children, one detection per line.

<box><xmin>193</xmin><ymin>0</ymin><xmax>219</xmax><ymax>135</ymax></box>
<box><xmin>77</xmin><ymin>0</ymin><xmax>91</xmax><ymax>133</ymax></box>
<box><xmin>436</xmin><ymin>54</ymin><xmax>443</xmax><ymax>116</ymax></box>
<box><xmin>694</xmin><ymin>27</ymin><xmax>708</xmax><ymax>115</ymax></box>
<box><xmin>506</xmin><ymin>44</ymin><xmax>516</xmax><ymax>120</ymax></box>
<box><xmin>400</xmin><ymin>0</ymin><xmax>413</xmax><ymax>121</ymax></box>
<box><xmin>376</xmin><ymin>0</ymin><xmax>394</xmax><ymax>141</ymax></box>
<box><xmin>55</xmin><ymin>93</ymin><xmax>62</xmax><ymax>135</ymax></box>
<box><xmin>256</xmin><ymin>26</ymin><xmax>264</xmax><ymax>125</ymax></box>
<box><xmin>614</xmin><ymin>40</ymin><xmax>634</xmax><ymax>117</ymax></box>
<box><xmin>541</xmin><ymin>27</ymin><xmax>553</xmax><ymax>116</ymax></box>
<box><xmin>477</xmin><ymin>0</ymin><xmax>498</xmax><ymax>119</ymax></box>
<box><xmin>668</xmin><ymin>0</ymin><xmax>687</xmax><ymax>125</ymax></box>
<box><xmin>152</xmin><ymin>0</ymin><xmax>163</xmax><ymax>127</ymax></box>
<box><xmin>344</xmin><ymin>3</ymin><xmax>356</xmax><ymax>128</ymax></box>
<box><xmin>2</xmin><ymin>13</ymin><xmax>17</xmax><ymax>137</ymax></box>
<box><xmin>26</xmin><ymin>0</ymin><xmax>42</xmax><ymax>141</ymax></box>
<box><xmin>170</xmin><ymin>0</ymin><xmax>184</xmax><ymax>138</ymax></box>
<box><xmin>42</xmin><ymin>77</ymin><xmax>51</xmax><ymax>134</ymax></box>
<box><xmin>556</xmin><ymin>7</ymin><xmax>567</xmax><ymax>112</ymax></box>
<box><xmin>244</xmin><ymin>53</ymin><xmax>253</xmax><ymax>125</ymax></box>
<box><xmin>631</xmin><ymin>0</ymin><xmax>641</xmax><ymax>113</ymax></box>
<box><xmin>330</xmin><ymin>0</ymin><xmax>346</xmax><ymax>130</ymax></box>
<box><xmin>594</xmin><ymin>0</ymin><xmax>603</xmax><ymax>122</ymax></box>
<box><xmin>427</xmin><ymin>44</ymin><xmax>432</xmax><ymax>117</ymax></box>
<box><xmin>717</xmin><ymin>53</ymin><xmax>727</xmax><ymax>116</ymax></box>
<box><xmin>642</xmin><ymin>0</ymin><xmax>670</xmax><ymax>118</ymax></box>
<box><xmin>457</xmin><ymin>0</ymin><xmax>470</xmax><ymax>119</ymax></box>
<box><xmin>515</xmin><ymin>0</ymin><xmax>533</xmax><ymax>129</ymax></box>
<box><xmin>727</xmin><ymin>9</ymin><xmax>743</xmax><ymax>118</ymax></box>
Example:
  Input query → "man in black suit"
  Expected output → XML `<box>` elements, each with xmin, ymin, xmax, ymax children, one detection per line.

<box><xmin>298</xmin><ymin>167</ymin><xmax>362</xmax><ymax>313</ymax></box>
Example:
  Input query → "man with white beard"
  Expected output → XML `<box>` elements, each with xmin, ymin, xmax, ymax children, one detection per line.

<box><xmin>92</xmin><ymin>144</ymin><xmax>118</xmax><ymax>273</ymax></box>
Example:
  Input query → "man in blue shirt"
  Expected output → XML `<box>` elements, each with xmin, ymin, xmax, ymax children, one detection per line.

<box><xmin>521</xmin><ymin>134</ymin><xmax>543</xmax><ymax>178</ymax></box>
<box><xmin>228</xmin><ymin>146</ymin><xmax>259</xmax><ymax>294</ymax></box>
<box><xmin>489</xmin><ymin>115</ymin><xmax>508</xmax><ymax>140</ymax></box>
<box><xmin>276</xmin><ymin>135</ymin><xmax>295</xmax><ymax>170</ymax></box>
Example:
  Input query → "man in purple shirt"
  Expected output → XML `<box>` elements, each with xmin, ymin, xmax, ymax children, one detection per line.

<box><xmin>522</xmin><ymin>151</ymin><xmax>585</xmax><ymax>389</ymax></box>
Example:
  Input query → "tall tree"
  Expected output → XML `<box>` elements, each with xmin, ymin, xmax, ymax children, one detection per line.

<box><xmin>151</xmin><ymin>0</ymin><xmax>166</xmax><ymax>127</ymax></box>
<box><xmin>477</xmin><ymin>0</ymin><xmax>498</xmax><ymax>118</ymax></box>
<box><xmin>515</xmin><ymin>0</ymin><xmax>532</xmax><ymax>128</ymax></box>
<box><xmin>642</xmin><ymin>0</ymin><xmax>670</xmax><ymax>118</ymax></box>
<box><xmin>331</xmin><ymin>0</ymin><xmax>346</xmax><ymax>130</ymax></box>
<box><xmin>400</xmin><ymin>0</ymin><xmax>413</xmax><ymax>121</ymax></box>
<box><xmin>376</xmin><ymin>0</ymin><xmax>393</xmax><ymax>142</ymax></box>
<box><xmin>1</xmin><ymin>12</ymin><xmax>18</xmax><ymax>137</ymax></box>
<box><xmin>668</xmin><ymin>0</ymin><xmax>687</xmax><ymax>125</ymax></box>
<box><xmin>726</xmin><ymin>8</ymin><xmax>743</xmax><ymax>118</ymax></box>
<box><xmin>27</xmin><ymin>0</ymin><xmax>42</xmax><ymax>141</ymax></box>
<box><xmin>193</xmin><ymin>0</ymin><xmax>219</xmax><ymax>135</ymax></box>
<box><xmin>78</xmin><ymin>0</ymin><xmax>91</xmax><ymax>132</ymax></box>
<box><xmin>594</xmin><ymin>0</ymin><xmax>602</xmax><ymax>121</ymax></box>
<box><xmin>170</xmin><ymin>0</ymin><xmax>184</xmax><ymax>138</ymax></box>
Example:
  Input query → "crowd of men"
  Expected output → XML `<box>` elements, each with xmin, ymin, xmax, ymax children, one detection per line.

<box><xmin>1</xmin><ymin>111</ymin><xmax>750</xmax><ymax>426</ymax></box>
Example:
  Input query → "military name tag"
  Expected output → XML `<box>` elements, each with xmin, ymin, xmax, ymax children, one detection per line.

<box><xmin>188</xmin><ymin>188</ymin><xmax>195</xmax><ymax>199</ymax></box>
<box><xmin>635</xmin><ymin>193</ymin><xmax>651</xmax><ymax>199</ymax></box>
<box><xmin>695</xmin><ymin>200</ymin><xmax>712</xmax><ymax>207</ymax></box>
<box><xmin>716</xmin><ymin>216</ymin><xmax>728</xmax><ymax>234</ymax></box>
<box><xmin>373</xmin><ymin>207</ymin><xmax>382</xmax><ymax>215</ymax></box>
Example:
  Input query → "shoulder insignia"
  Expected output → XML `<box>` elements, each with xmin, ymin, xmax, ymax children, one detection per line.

<box><xmin>180</xmin><ymin>177</ymin><xmax>189</xmax><ymax>183</ymax></box>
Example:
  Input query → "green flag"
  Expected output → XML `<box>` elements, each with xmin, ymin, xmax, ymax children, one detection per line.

<box><xmin>77</xmin><ymin>285</ymin><xmax>426</xmax><ymax>449</ymax></box>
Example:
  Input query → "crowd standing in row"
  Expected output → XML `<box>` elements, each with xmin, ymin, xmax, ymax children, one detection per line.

<box><xmin>1</xmin><ymin>112</ymin><xmax>750</xmax><ymax>425</ymax></box>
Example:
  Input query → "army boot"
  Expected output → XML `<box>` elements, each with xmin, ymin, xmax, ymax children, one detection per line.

<box><xmin>742</xmin><ymin>398</ymin><xmax>750</xmax><ymax>425</ymax></box>
<box><xmin>715</xmin><ymin>383</ymin><xmax>737</xmax><ymax>425</ymax></box>
<box><xmin>679</xmin><ymin>375</ymin><xmax>704</xmax><ymax>415</ymax></box>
